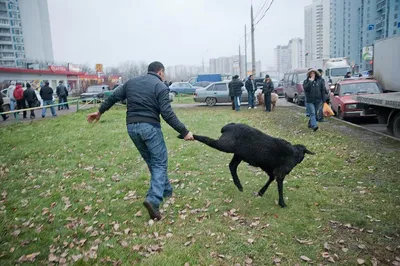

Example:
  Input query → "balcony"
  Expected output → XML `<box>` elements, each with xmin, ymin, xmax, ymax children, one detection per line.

<box><xmin>375</xmin><ymin>21</ymin><xmax>384</xmax><ymax>31</ymax></box>
<box><xmin>376</xmin><ymin>0</ymin><xmax>386</xmax><ymax>12</ymax></box>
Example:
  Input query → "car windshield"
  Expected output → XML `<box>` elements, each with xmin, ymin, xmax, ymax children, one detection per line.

<box><xmin>193</xmin><ymin>82</ymin><xmax>210</xmax><ymax>87</ymax></box>
<box><xmin>331</xmin><ymin>67</ymin><xmax>350</xmax><ymax>77</ymax></box>
<box><xmin>87</xmin><ymin>86</ymin><xmax>102</xmax><ymax>93</ymax></box>
<box><xmin>298</xmin><ymin>73</ymin><xmax>307</xmax><ymax>83</ymax></box>
<box><xmin>340</xmin><ymin>82</ymin><xmax>381</xmax><ymax>96</ymax></box>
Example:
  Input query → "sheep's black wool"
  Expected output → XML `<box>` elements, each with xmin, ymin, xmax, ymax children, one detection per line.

<box><xmin>180</xmin><ymin>123</ymin><xmax>314</xmax><ymax>207</ymax></box>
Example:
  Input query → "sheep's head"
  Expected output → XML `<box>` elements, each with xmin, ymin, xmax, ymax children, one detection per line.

<box><xmin>293</xmin><ymin>144</ymin><xmax>315</xmax><ymax>164</ymax></box>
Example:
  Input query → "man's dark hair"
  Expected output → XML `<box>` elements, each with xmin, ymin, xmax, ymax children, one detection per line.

<box><xmin>317</xmin><ymin>69</ymin><xmax>323</xmax><ymax>74</ymax></box>
<box><xmin>249</xmin><ymin>75</ymin><xmax>253</xmax><ymax>78</ymax></box>
<box><xmin>26</xmin><ymin>83</ymin><xmax>31</xmax><ymax>88</ymax></box>
<box><xmin>45</xmin><ymin>81</ymin><xmax>49</xmax><ymax>85</ymax></box>
<box><xmin>148</xmin><ymin>61</ymin><xmax>165</xmax><ymax>73</ymax></box>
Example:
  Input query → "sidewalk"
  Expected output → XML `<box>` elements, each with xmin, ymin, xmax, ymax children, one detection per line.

<box><xmin>0</xmin><ymin>105</ymin><xmax>78</xmax><ymax>127</ymax></box>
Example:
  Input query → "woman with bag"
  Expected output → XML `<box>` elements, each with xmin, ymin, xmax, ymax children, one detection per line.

<box><xmin>303</xmin><ymin>69</ymin><xmax>326</xmax><ymax>131</ymax></box>
<box><xmin>23</xmin><ymin>83</ymin><xmax>39</xmax><ymax>119</ymax></box>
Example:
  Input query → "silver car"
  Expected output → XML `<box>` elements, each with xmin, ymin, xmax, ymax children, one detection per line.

<box><xmin>194</xmin><ymin>81</ymin><xmax>248</xmax><ymax>106</ymax></box>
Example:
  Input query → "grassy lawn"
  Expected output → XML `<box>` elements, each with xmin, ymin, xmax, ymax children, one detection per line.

<box><xmin>0</xmin><ymin>105</ymin><xmax>399</xmax><ymax>265</ymax></box>
<box><xmin>173</xmin><ymin>94</ymin><xmax>196</xmax><ymax>104</ymax></box>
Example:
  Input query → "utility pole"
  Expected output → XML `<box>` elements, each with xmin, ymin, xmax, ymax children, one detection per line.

<box><xmin>251</xmin><ymin>5</ymin><xmax>256</xmax><ymax>76</ymax></box>
<box><xmin>202</xmin><ymin>57</ymin><xmax>204</xmax><ymax>73</ymax></box>
<box><xmin>245</xmin><ymin>24</ymin><xmax>247</xmax><ymax>77</ymax></box>
<box><xmin>239</xmin><ymin>45</ymin><xmax>242</xmax><ymax>78</ymax></box>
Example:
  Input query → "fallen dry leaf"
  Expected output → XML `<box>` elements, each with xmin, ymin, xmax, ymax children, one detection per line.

<box><xmin>11</xmin><ymin>230</ymin><xmax>20</xmax><ymax>237</ymax></box>
<box><xmin>342</xmin><ymin>247</ymin><xmax>349</xmax><ymax>253</ymax></box>
<box><xmin>324</xmin><ymin>242</ymin><xmax>330</xmax><ymax>251</ymax></box>
<box><xmin>245</xmin><ymin>257</ymin><xmax>253</xmax><ymax>264</ymax></box>
<box><xmin>358</xmin><ymin>244</ymin><xmax>366</xmax><ymax>249</ymax></box>
<box><xmin>48</xmin><ymin>253</ymin><xmax>59</xmax><ymax>262</ymax></box>
<box><xmin>300</xmin><ymin>255</ymin><xmax>312</xmax><ymax>262</ymax></box>
<box><xmin>135</xmin><ymin>210</ymin><xmax>142</xmax><ymax>217</ymax></box>
<box><xmin>184</xmin><ymin>241</ymin><xmax>191</xmax><ymax>246</ymax></box>
<box><xmin>357</xmin><ymin>258</ymin><xmax>365</xmax><ymax>265</ymax></box>
<box><xmin>120</xmin><ymin>241</ymin><xmax>129</xmax><ymax>248</ymax></box>
<box><xmin>273</xmin><ymin>258</ymin><xmax>281</xmax><ymax>264</ymax></box>
<box><xmin>247</xmin><ymin>238</ymin><xmax>255</xmax><ymax>244</ymax></box>
<box><xmin>113</xmin><ymin>223</ymin><xmax>120</xmax><ymax>231</ymax></box>
<box><xmin>71</xmin><ymin>254</ymin><xmax>83</xmax><ymax>262</ymax></box>
<box><xmin>295</xmin><ymin>236</ymin><xmax>314</xmax><ymax>245</ymax></box>
<box><xmin>17</xmin><ymin>252</ymin><xmax>40</xmax><ymax>262</ymax></box>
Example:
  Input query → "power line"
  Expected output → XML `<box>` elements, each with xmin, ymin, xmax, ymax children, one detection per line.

<box><xmin>254</xmin><ymin>0</ymin><xmax>269</xmax><ymax>20</ymax></box>
<box><xmin>254</xmin><ymin>0</ymin><xmax>275</xmax><ymax>26</ymax></box>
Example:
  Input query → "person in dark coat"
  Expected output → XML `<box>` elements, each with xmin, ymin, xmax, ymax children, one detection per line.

<box><xmin>228</xmin><ymin>79</ymin><xmax>235</xmax><ymax>110</ymax></box>
<box><xmin>23</xmin><ymin>83</ymin><xmax>38</xmax><ymax>119</ymax></box>
<box><xmin>344</xmin><ymin>72</ymin><xmax>352</xmax><ymax>78</ymax></box>
<box><xmin>56</xmin><ymin>81</ymin><xmax>69</xmax><ymax>110</ymax></box>
<box><xmin>40</xmin><ymin>81</ymin><xmax>57</xmax><ymax>118</ymax></box>
<box><xmin>0</xmin><ymin>91</ymin><xmax>9</xmax><ymax>121</ymax></box>
<box><xmin>262</xmin><ymin>75</ymin><xmax>274</xmax><ymax>112</ymax></box>
<box><xmin>230</xmin><ymin>75</ymin><xmax>244</xmax><ymax>111</ymax></box>
<box><xmin>13</xmin><ymin>82</ymin><xmax>27</xmax><ymax>119</ymax></box>
<box><xmin>303</xmin><ymin>69</ymin><xmax>326</xmax><ymax>131</ymax></box>
<box><xmin>245</xmin><ymin>75</ymin><xmax>257</xmax><ymax>109</ymax></box>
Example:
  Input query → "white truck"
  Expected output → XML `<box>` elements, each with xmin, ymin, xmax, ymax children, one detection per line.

<box><xmin>356</xmin><ymin>36</ymin><xmax>400</xmax><ymax>138</ymax></box>
<box><xmin>310</xmin><ymin>57</ymin><xmax>352</xmax><ymax>85</ymax></box>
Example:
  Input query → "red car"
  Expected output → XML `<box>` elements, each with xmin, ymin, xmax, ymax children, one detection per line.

<box><xmin>330</xmin><ymin>78</ymin><xmax>383</xmax><ymax>120</ymax></box>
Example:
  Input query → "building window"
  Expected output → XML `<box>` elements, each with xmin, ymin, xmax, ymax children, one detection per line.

<box><xmin>395</xmin><ymin>14</ymin><xmax>398</xmax><ymax>19</ymax></box>
<box><xmin>396</xmin><ymin>5</ymin><xmax>399</xmax><ymax>11</ymax></box>
<box><xmin>394</xmin><ymin>30</ymin><xmax>397</xmax><ymax>35</ymax></box>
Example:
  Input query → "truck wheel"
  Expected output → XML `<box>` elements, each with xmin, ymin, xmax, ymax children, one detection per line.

<box><xmin>390</xmin><ymin>113</ymin><xmax>400</xmax><ymax>139</ymax></box>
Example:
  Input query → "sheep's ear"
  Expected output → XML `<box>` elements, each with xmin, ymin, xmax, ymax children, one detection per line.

<box><xmin>304</xmin><ymin>149</ymin><xmax>315</xmax><ymax>155</ymax></box>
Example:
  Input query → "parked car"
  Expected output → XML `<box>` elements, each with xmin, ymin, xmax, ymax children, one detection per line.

<box><xmin>1</xmin><ymin>89</ymin><xmax>10</xmax><ymax>111</ymax></box>
<box><xmin>329</xmin><ymin>78</ymin><xmax>382</xmax><ymax>120</ymax></box>
<box><xmin>275</xmin><ymin>80</ymin><xmax>284</xmax><ymax>96</ymax></box>
<box><xmin>169</xmin><ymin>82</ymin><xmax>195</xmax><ymax>95</ymax></box>
<box><xmin>283</xmin><ymin>68</ymin><xmax>308</xmax><ymax>105</ymax></box>
<box><xmin>194</xmin><ymin>81</ymin><xmax>248</xmax><ymax>106</ymax></box>
<box><xmin>80</xmin><ymin>85</ymin><xmax>109</xmax><ymax>102</ymax></box>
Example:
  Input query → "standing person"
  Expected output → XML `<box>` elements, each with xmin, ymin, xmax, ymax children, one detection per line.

<box><xmin>230</xmin><ymin>75</ymin><xmax>244</xmax><ymax>111</ymax></box>
<box><xmin>7</xmin><ymin>83</ymin><xmax>17</xmax><ymax>118</ymax></box>
<box><xmin>13</xmin><ymin>82</ymin><xmax>27</xmax><ymax>119</ymax></box>
<box><xmin>228</xmin><ymin>79</ymin><xmax>235</xmax><ymax>110</ymax></box>
<box><xmin>344</xmin><ymin>72</ymin><xmax>352</xmax><ymax>78</ymax></box>
<box><xmin>317</xmin><ymin>69</ymin><xmax>329</xmax><ymax>122</ymax></box>
<box><xmin>40</xmin><ymin>81</ymin><xmax>57</xmax><ymax>118</ymax></box>
<box><xmin>262</xmin><ymin>75</ymin><xmax>274</xmax><ymax>112</ymax></box>
<box><xmin>245</xmin><ymin>75</ymin><xmax>257</xmax><ymax>109</ymax></box>
<box><xmin>303</xmin><ymin>69</ymin><xmax>326</xmax><ymax>131</ymax></box>
<box><xmin>23</xmin><ymin>83</ymin><xmax>38</xmax><ymax>119</ymax></box>
<box><xmin>87</xmin><ymin>61</ymin><xmax>194</xmax><ymax>221</ymax></box>
<box><xmin>0</xmin><ymin>91</ymin><xmax>9</xmax><ymax>121</ymax></box>
<box><xmin>56</xmin><ymin>81</ymin><xmax>69</xmax><ymax>110</ymax></box>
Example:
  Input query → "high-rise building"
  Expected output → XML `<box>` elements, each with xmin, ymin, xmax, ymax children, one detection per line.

<box><xmin>0</xmin><ymin>0</ymin><xmax>53</xmax><ymax>68</ymax></box>
<box><xmin>304</xmin><ymin>0</ymin><xmax>330</xmax><ymax>67</ymax></box>
<box><xmin>330</xmin><ymin>0</ymin><xmax>399</xmax><ymax>71</ymax></box>
<box><xmin>208</xmin><ymin>55</ymin><xmax>245</xmax><ymax>77</ymax></box>
<box><xmin>274</xmin><ymin>38</ymin><xmax>305</xmax><ymax>75</ymax></box>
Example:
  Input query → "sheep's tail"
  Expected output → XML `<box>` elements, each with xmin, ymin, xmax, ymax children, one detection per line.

<box><xmin>193</xmin><ymin>135</ymin><xmax>223</xmax><ymax>151</ymax></box>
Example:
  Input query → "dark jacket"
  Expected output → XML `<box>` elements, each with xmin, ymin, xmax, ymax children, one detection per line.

<box><xmin>245</xmin><ymin>79</ymin><xmax>256</xmax><ymax>93</ymax></box>
<box><xmin>23</xmin><ymin>88</ymin><xmax>37</xmax><ymax>102</ymax></box>
<box><xmin>99</xmin><ymin>72</ymin><xmax>189</xmax><ymax>137</ymax></box>
<box><xmin>262</xmin><ymin>81</ymin><xmax>274</xmax><ymax>94</ymax></box>
<box><xmin>229</xmin><ymin>79</ymin><xmax>244</xmax><ymax>96</ymax></box>
<box><xmin>303</xmin><ymin>78</ymin><xmax>326</xmax><ymax>103</ymax></box>
<box><xmin>40</xmin><ymin>85</ymin><xmax>54</xmax><ymax>101</ymax></box>
<box><xmin>56</xmin><ymin>85</ymin><xmax>68</xmax><ymax>97</ymax></box>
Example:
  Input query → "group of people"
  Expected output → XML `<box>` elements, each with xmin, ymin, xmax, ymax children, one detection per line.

<box><xmin>228</xmin><ymin>74</ymin><xmax>275</xmax><ymax>112</ymax></box>
<box><xmin>0</xmin><ymin>80</ymin><xmax>70</xmax><ymax>121</ymax></box>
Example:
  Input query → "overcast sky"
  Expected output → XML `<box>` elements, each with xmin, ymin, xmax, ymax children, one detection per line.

<box><xmin>48</xmin><ymin>0</ymin><xmax>311</xmax><ymax>69</ymax></box>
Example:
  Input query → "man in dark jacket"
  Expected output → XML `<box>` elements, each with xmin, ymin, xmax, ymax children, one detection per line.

<box><xmin>87</xmin><ymin>61</ymin><xmax>194</xmax><ymax>221</ymax></box>
<box><xmin>229</xmin><ymin>75</ymin><xmax>244</xmax><ymax>111</ymax></box>
<box><xmin>0</xmin><ymin>91</ymin><xmax>9</xmax><ymax>121</ymax></box>
<box><xmin>13</xmin><ymin>82</ymin><xmax>27</xmax><ymax>119</ymax></box>
<box><xmin>262</xmin><ymin>75</ymin><xmax>274</xmax><ymax>112</ymax></box>
<box><xmin>303</xmin><ymin>69</ymin><xmax>326</xmax><ymax>131</ymax></box>
<box><xmin>228</xmin><ymin>79</ymin><xmax>235</xmax><ymax>110</ymax></box>
<box><xmin>245</xmin><ymin>75</ymin><xmax>257</xmax><ymax>109</ymax></box>
<box><xmin>40</xmin><ymin>81</ymin><xmax>57</xmax><ymax>118</ymax></box>
<box><xmin>56</xmin><ymin>81</ymin><xmax>69</xmax><ymax>110</ymax></box>
<box><xmin>23</xmin><ymin>83</ymin><xmax>37</xmax><ymax>119</ymax></box>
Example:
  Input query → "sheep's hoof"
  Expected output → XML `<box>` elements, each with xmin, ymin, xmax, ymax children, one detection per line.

<box><xmin>279</xmin><ymin>202</ymin><xmax>287</xmax><ymax>208</ymax></box>
<box><xmin>238</xmin><ymin>187</ymin><xmax>243</xmax><ymax>192</ymax></box>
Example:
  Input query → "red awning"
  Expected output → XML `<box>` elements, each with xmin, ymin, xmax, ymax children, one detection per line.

<box><xmin>0</xmin><ymin>67</ymin><xmax>85</xmax><ymax>77</ymax></box>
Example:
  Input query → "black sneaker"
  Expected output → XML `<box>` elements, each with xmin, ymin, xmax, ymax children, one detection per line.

<box><xmin>143</xmin><ymin>199</ymin><xmax>161</xmax><ymax>220</ymax></box>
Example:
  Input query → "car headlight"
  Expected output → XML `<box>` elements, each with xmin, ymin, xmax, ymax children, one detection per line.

<box><xmin>346</xmin><ymin>104</ymin><xmax>357</xmax><ymax>109</ymax></box>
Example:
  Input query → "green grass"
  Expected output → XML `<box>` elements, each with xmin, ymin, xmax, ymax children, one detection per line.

<box><xmin>0</xmin><ymin>106</ymin><xmax>399</xmax><ymax>265</ymax></box>
<box><xmin>173</xmin><ymin>94</ymin><xmax>196</xmax><ymax>104</ymax></box>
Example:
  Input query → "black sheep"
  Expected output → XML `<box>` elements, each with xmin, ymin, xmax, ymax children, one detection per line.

<box><xmin>180</xmin><ymin>123</ymin><xmax>314</xmax><ymax>207</ymax></box>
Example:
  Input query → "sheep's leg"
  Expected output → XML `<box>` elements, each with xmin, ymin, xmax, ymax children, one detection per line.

<box><xmin>257</xmin><ymin>174</ymin><xmax>275</xmax><ymax>197</ymax></box>
<box><xmin>277</xmin><ymin>178</ymin><xmax>287</xmax><ymax>208</ymax></box>
<box><xmin>229</xmin><ymin>154</ymin><xmax>243</xmax><ymax>192</ymax></box>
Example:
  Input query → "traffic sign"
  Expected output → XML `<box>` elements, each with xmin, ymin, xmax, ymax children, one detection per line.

<box><xmin>96</xmin><ymin>64</ymin><xmax>103</xmax><ymax>73</ymax></box>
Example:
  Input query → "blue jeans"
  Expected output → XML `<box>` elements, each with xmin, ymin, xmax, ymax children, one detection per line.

<box><xmin>264</xmin><ymin>93</ymin><xmax>271</xmax><ymax>111</ymax></box>
<box><xmin>305</xmin><ymin>95</ymin><xmax>310</xmax><ymax>116</ymax></box>
<box><xmin>234</xmin><ymin>95</ymin><xmax>241</xmax><ymax>111</ymax></box>
<box><xmin>127</xmin><ymin>123</ymin><xmax>172</xmax><ymax>208</ymax></box>
<box><xmin>10</xmin><ymin>99</ymin><xmax>17</xmax><ymax>118</ymax></box>
<box><xmin>42</xmin><ymin>100</ymin><xmax>57</xmax><ymax>117</ymax></box>
<box><xmin>306</xmin><ymin>101</ymin><xmax>321</xmax><ymax>129</ymax></box>
<box><xmin>247</xmin><ymin>91</ymin><xmax>254</xmax><ymax>108</ymax></box>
